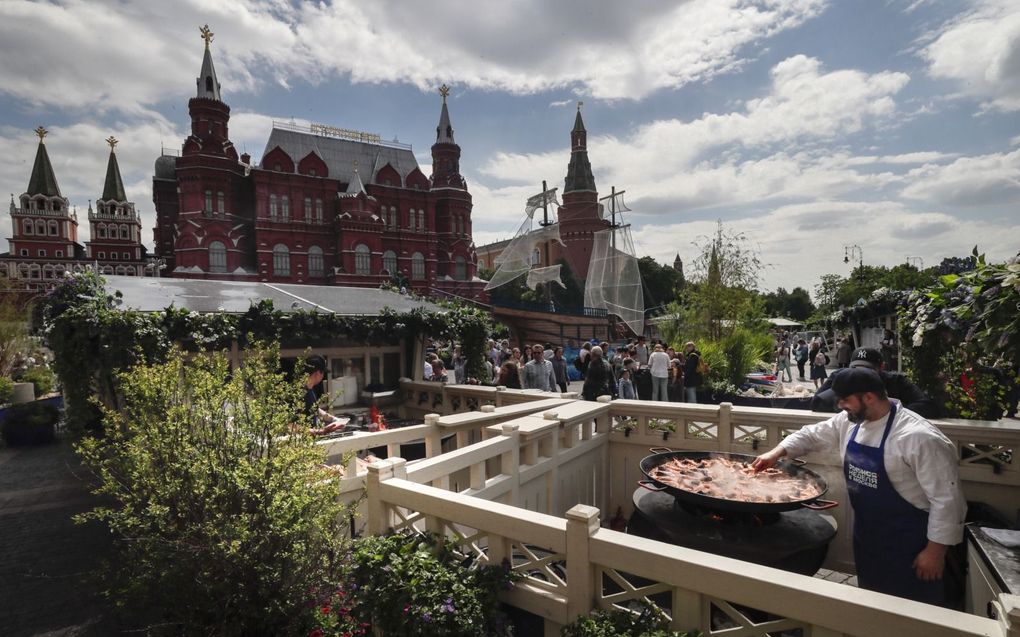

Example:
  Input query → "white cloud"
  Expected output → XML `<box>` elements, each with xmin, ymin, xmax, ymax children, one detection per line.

<box><xmin>900</xmin><ymin>149</ymin><xmax>1020</xmax><ymax>205</ymax></box>
<box><xmin>0</xmin><ymin>0</ymin><xmax>827</xmax><ymax>114</ymax></box>
<box><xmin>922</xmin><ymin>0</ymin><xmax>1020</xmax><ymax>112</ymax></box>
<box><xmin>632</xmin><ymin>200</ymin><xmax>1019</xmax><ymax>292</ymax></box>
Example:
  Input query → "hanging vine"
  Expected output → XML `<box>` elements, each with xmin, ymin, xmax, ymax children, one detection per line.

<box><xmin>34</xmin><ymin>272</ymin><xmax>494</xmax><ymax>431</ymax></box>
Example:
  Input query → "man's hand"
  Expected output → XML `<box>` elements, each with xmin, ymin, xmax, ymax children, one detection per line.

<box><xmin>751</xmin><ymin>446</ymin><xmax>788</xmax><ymax>472</ymax></box>
<box><xmin>913</xmin><ymin>542</ymin><xmax>947</xmax><ymax>581</ymax></box>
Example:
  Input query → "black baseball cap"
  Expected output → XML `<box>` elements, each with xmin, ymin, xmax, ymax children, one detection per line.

<box><xmin>304</xmin><ymin>355</ymin><xmax>327</xmax><ymax>375</ymax></box>
<box><xmin>849</xmin><ymin>347</ymin><xmax>883</xmax><ymax>370</ymax></box>
<box><xmin>831</xmin><ymin>367</ymin><xmax>886</xmax><ymax>398</ymax></box>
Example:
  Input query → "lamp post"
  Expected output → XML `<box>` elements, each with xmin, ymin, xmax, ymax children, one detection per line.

<box><xmin>843</xmin><ymin>245</ymin><xmax>863</xmax><ymax>281</ymax></box>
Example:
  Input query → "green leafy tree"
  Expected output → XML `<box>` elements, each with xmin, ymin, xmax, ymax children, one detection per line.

<box><xmin>76</xmin><ymin>343</ymin><xmax>351</xmax><ymax>635</ymax></box>
<box><xmin>762</xmin><ymin>287</ymin><xmax>815</xmax><ymax>321</ymax></box>
<box><xmin>0</xmin><ymin>281</ymin><xmax>33</xmax><ymax>377</ymax></box>
<box><xmin>638</xmin><ymin>256</ymin><xmax>684</xmax><ymax>312</ymax></box>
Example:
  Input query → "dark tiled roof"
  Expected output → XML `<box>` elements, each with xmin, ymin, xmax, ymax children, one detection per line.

<box><xmin>101</xmin><ymin>151</ymin><xmax>127</xmax><ymax>202</ymax></box>
<box><xmin>261</xmin><ymin>127</ymin><xmax>419</xmax><ymax>186</ymax></box>
<box><xmin>27</xmin><ymin>142</ymin><xmax>62</xmax><ymax>197</ymax></box>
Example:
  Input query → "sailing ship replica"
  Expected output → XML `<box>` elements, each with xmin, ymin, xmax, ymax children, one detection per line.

<box><xmin>485</xmin><ymin>185</ymin><xmax>645</xmax><ymax>335</ymax></box>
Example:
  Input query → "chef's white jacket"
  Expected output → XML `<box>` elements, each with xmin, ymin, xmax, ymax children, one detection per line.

<box><xmin>779</xmin><ymin>403</ymin><xmax>966</xmax><ymax>546</ymax></box>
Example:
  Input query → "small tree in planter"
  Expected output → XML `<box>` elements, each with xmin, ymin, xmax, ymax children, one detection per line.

<box><xmin>18</xmin><ymin>365</ymin><xmax>55</xmax><ymax>397</ymax></box>
<box><xmin>75</xmin><ymin>342</ymin><xmax>352</xmax><ymax>635</ymax></box>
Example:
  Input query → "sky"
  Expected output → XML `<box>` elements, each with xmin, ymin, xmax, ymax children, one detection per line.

<box><xmin>0</xmin><ymin>0</ymin><xmax>1017</xmax><ymax>297</ymax></box>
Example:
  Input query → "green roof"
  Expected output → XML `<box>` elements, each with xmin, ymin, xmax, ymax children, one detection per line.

<box><xmin>26</xmin><ymin>141</ymin><xmax>62</xmax><ymax>197</ymax></box>
<box><xmin>101</xmin><ymin>150</ymin><xmax>127</xmax><ymax>201</ymax></box>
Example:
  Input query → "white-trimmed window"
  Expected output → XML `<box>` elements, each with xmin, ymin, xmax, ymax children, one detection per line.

<box><xmin>97</xmin><ymin>224</ymin><xmax>106</xmax><ymax>239</ymax></box>
<box><xmin>48</xmin><ymin>220</ymin><xmax>58</xmax><ymax>236</ymax></box>
<box><xmin>24</xmin><ymin>220</ymin><xmax>33</xmax><ymax>235</ymax></box>
<box><xmin>120</xmin><ymin>225</ymin><xmax>129</xmax><ymax>239</ymax></box>
<box><xmin>308</xmin><ymin>246</ymin><xmax>324</xmax><ymax>278</ymax></box>
<box><xmin>315</xmin><ymin>198</ymin><xmax>323</xmax><ymax>223</ymax></box>
<box><xmin>205</xmin><ymin>190</ymin><xmax>213</xmax><ymax>212</ymax></box>
<box><xmin>382</xmin><ymin>250</ymin><xmax>397</xmax><ymax>274</ymax></box>
<box><xmin>418</xmin><ymin>209</ymin><xmax>425</xmax><ymax>231</ymax></box>
<box><xmin>19</xmin><ymin>249</ymin><xmax>28</xmax><ymax>257</ymax></box>
<box><xmin>98</xmin><ymin>252</ymin><xmax>105</xmax><ymax>259</ymax></box>
<box><xmin>269</xmin><ymin>195</ymin><xmax>278</xmax><ymax>220</ymax></box>
<box><xmin>36</xmin><ymin>220</ymin><xmax>45</xmax><ymax>234</ymax></box>
<box><xmin>37</xmin><ymin>249</ymin><xmax>46</xmax><ymax>257</ymax></box>
<box><xmin>209</xmin><ymin>241</ymin><xmax>227</xmax><ymax>273</ymax></box>
<box><xmin>281</xmin><ymin>195</ymin><xmax>290</xmax><ymax>220</ymax></box>
<box><xmin>408</xmin><ymin>209</ymin><xmax>415</xmax><ymax>230</ymax></box>
<box><xmin>304</xmin><ymin>197</ymin><xmax>312</xmax><ymax>221</ymax></box>
<box><xmin>217</xmin><ymin>191</ymin><xmax>225</xmax><ymax>215</ymax></box>
<box><xmin>273</xmin><ymin>244</ymin><xmax>290</xmax><ymax>276</ymax></box>
<box><xmin>411</xmin><ymin>252</ymin><xmax>425</xmax><ymax>280</ymax></box>
<box><xmin>354</xmin><ymin>244</ymin><xmax>370</xmax><ymax>275</ymax></box>
<box><xmin>380</xmin><ymin>208</ymin><xmax>388</xmax><ymax>227</ymax></box>
<box><xmin>111</xmin><ymin>252</ymin><xmax>118</xmax><ymax>260</ymax></box>
<box><xmin>390</xmin><ymin>206</ymin><xmax>398</xmax><ymax>229</ymax></box>
<box><xmin>123</xmin><ymin>252</ymin><xmax>129</xmax><ymax>260</ymax></box>
<box><xmin>455</xmin><ymin>256</ymin><xmax>467</xmax><ymax>281</ymax></box>
<box><xmin>56</xmin><ymin>250</ymin><xmax>63</xmax><ymax>258</ymax></box>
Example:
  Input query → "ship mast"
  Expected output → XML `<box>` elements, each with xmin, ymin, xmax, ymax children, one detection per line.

<box><xmin>539</xmin><ymin>179</ymin><xmax>553</xmax><ymax>304</ymax></box>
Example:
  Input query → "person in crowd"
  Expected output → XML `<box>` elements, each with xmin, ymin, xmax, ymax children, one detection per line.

<box><xmin>835</xmin><ymin>336</ymin><xmax>853</xmax><ymax>368</ymax></box>
<box><xmin>522</xmin><ymin>344</ymin><xmax>557</xmax><ymax>392</ymax></box>
<box><xmin>666</xmin><ymin>346</ymin><xmax>677</xmax><ymax>361</ymax></box>
<box><xmin>648</xmin><ymin>343</ymin><xmax>671</xmax><ymax>401</ymax></box>
<box><xmin>810</xmin><ymin>346</ymin><xmax>829</xmax><ymax>389</ymax></box>
<box><xmin>775</xmin><ymin>339</ymin><xmax>793</xmax><ymax>383</ymax></box>
<box><xmin>423</xmin><ymin>353</ymin><xmax>434</xmax><ymax>381</ymax></box>
<box><xmin>582</xmin><ymin>346</ymin><xmax>615</xmax><ymax>401</ymax></box>
<box><xmin>302</xmin><ymin>355</ymin><xmax>346</xmax><ymax>436</ymax></box>
<box><xmin>682</xmin><ymin>341</ymin><xmax>703</xmax><ymax>403</ymax></box>
<box><xmin>753</xmin><ymin>367</ymin><xmax>966</xmax><ymax>605</ymax></box>
<box><xmin>495</xmin><ymin>360</ymin><xmax>522</xmax><ymax>389</ymax></box>
<box><xmin>578</xmin><ymin>342</ymin><xmax>592</xmax><ymax>378</ymax></box>
<box><xmin>667</xmin><ymin>358</ymin><xmax>685</xmax><ymax>402</ymax></box>
<box><xmin>881</xmin><ymin>328</ymin><xmax>898</xmax><ymax>369</ymax></box>
<box><xmin>488</xmin><ymin>339</ymin><xmax>500</xmax><ymax>368</ymax></box>
<box><xmin>617</xmin><ymin>368</ymin><xmax>637</xmax><ymax>400</ymax></box>
<box><xmin>634</xmin><ymin>335</ymin><xmax>650</xmax><ymax>366</ymax></box>
<box><xmin>812</xmin><ymin>347</ymin><xmax>941</xmax><ymax>418</ymax></box>
<box><xmin>551</xmin><ymin>346</ymin><xmax>569</xmax><ymax>393</ymax></box>
<box><xmin>794</xmin><ymin>338</ymin><xmax>809</xmax><ymax>381</ymax></box>
<box><xmin>544</xmin><ymin>343</ymin><xmax>554</xmax><ymax>360</ymax></box>
<box><xmin>431</xmin><ymin>358</ymin><xmax>448</xmax><ymax>383</ymax></box>
<box><xmin>452</xmin><ymin>345</ymin><xmax>466</xmax><ymax>384</ymax></box>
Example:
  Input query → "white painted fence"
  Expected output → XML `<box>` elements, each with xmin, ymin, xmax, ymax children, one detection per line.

<box><xmin>341</xmin><ymin>381</ymin><xmax>1020</xmax><ymax>635</ymax></box>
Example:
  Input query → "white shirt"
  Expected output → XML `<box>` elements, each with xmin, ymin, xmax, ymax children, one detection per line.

<box><xmin>634</xmin><ymin>344</ymin><xmax>649</xmax><ymax>365</ymax></box>
<box><xmin>779</xmin><ymin>404</ymin><xmax>966</xmax><ymax>546</ymax></box>
<box><xmin>522</xmin><ymin>358</ymin><xmax>556</xmax><ymax>392</ymax></box>
<box><xmin>648</xmin><ymin>351</ymin><xmax>671</xmax><ymax>378</ymax></box>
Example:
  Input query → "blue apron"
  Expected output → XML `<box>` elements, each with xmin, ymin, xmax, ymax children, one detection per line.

<box><xmin>843</xmin><ymin>403</ymin><xmax>943</xmax><ymax>604</ymax></box>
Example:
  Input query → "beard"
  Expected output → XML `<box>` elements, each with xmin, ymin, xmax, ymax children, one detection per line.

<box><xmin>845</xmin><ymin>404</ymin><xmax>869</xmax><ymax>424</ymax></box>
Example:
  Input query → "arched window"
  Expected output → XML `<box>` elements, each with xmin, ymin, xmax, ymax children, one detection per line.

<box><xmin>24</xmin><ymin>220</ymin><xmax>33</xmax><ymax>235</ymax></box>
<box><xmin>217</xmin><ymin>191</ymin><xmax>225</xmax><ymax>215</ymax></box>
<box><xmin>315</xmin><ymin>198</ymin><xmax>323</xmax><ymax>223</ymax></box>
<box><xmin>531</xmin><ymin>248</ymin><xmax>541</xmax><ymax>266</ymax></box>
<box><xmin>304</xmin><ymin>197</ymin><xmax>312</xmax><ymax>221</ymax></box>
<box><xmin>48</xmin><ymin>220</ymin><xmax>58</xmax><ymax>236</ymax></box>
<box><xmin>36</xmin><ymin>220</ymin><xmax>45</xmax><ymax>235</ymax></box>
<box><xmin>115</xmin><ymin>266</ymin><xmax>126</xmax><ymax>276</ymax></box>
<box><xmin>209</xmin><ymin>241</ymin><xmax>227</xmax><ymax>273</ymax></box>
<box><xmin>204</xmin><ymin>190</ymin><xmax>213</xmax><ymax>212</ymax></box>
<box><xmin>382</xmin><ymin>250</ymin><xmax>397</xmax><ymax>275</ymax></box>
<box><xmin>380</xmin><ymin>208</ymin><xmax>388</xmax><ymax>227</ymax></box>
<box><xmin>281</xmin><ymin>195</ymin><xmax>290</xmax><ymax>220</ymax></box>
<box><xmin>96</xmin><ymin>224</ymin><xmax>105</xmax><ymax>239</ymax></box>
<box><xmin>408</xmin><ymin>209</ymin><xmax>415</xmax><ymax>230</ymax></box>
<box><xmin>308</xmin><ymin>246</ymin><xmax>324</xmax><ymax>278</ymax></box>
<box><xmin>418</xmin><ymin>210</ymin><xmax>425</xmax><ymax>231</ymax></box>
<box><xmin>269</xmin><ymin>195</ymin><xmax>278</xmax><ymax>220</ymax></box>
<box><xmin>354</xmin><ymin>244</ymin><xmax>371</xmax><ymax>275</ymax></box>
<box><xmin>455</xmin><ymin>256</ymin><xmax>467</xmax><ymax>281</ymax></box>
<box><xmin>120</xmin><ymin>225</ymin><xmax>129</xmax><ymax>239</ymax></box>
<box><xmin>411</xmin><ymin>252</ymin><xmax>425</xmax><ymax>280</ymax></box>
<box><xmin>272</xmin><ymin>244</ymin><xmax>290</xmax><ymax>276</ymax></box>
<box><xmin>390</xmin><ymin>206</ymin><xmax>398</xmax><ymax>229</ymax></box>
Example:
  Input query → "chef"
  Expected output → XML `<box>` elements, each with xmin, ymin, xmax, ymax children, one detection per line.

<box><xmin>752</xmin><ymin>367</ymin><xmax>966</xmax><ymax>605</ymax></box>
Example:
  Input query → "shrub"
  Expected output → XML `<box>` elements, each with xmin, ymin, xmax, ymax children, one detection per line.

<box><xmin>75</xmin><ymin>343</ymin><xmax>352</xmax><ymax>635</ymax></box>
<box><xmin>562</xmin><ymin>601</ymin><xmax>699</xmax><ymax>636</ymax></box>
<box><xmin>19</xmin><ymin>365</ymin><xmax>55</xmax><ymax>397</ymax></box>
<box><xmin>309</xmin><ymin>531</ymin><xmax>517</xmax><ymax>637</ymax></box>
<box><xmin>0</xmin><ymin>376</ymin><xmax>13</xmax><ymax>404</ymax></box>
<box><xmin>1</xmin><ymin>401</ymin><xmax>59</xmax><ymax>446</ymax></box>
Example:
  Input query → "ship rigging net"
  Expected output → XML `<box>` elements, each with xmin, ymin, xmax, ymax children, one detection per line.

<box><xmin>584</xmin><ymin>218</ymin><xmax>644</xmax><ymax>334</ymax></box>
<box><xmin>485</xmin><ymin>187</ymin><xmax>564</xmax><ymax>291</ymax></box>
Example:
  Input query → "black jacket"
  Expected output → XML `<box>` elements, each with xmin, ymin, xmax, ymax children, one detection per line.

<box><xmin>683</xmin><ymin>351</ymin><xmax>703</xmax><ymax>388</ymax></box>
<box><xmin>582</xmin><ymin>358</ymin><xmax>614</xmax><ymax>401</ymax></box>
<box><xmin>811</xmin><ymin>369</ymin><xmax>941</xmax><ymax>418</ymax></box>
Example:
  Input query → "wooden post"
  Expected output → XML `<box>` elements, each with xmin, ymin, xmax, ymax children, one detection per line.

<box><xmin>565</xmin><ymin>504</ymin><xmax>600</xmax><ymax>623</ymax></box>
<box><xmin>718</xmin><ymin>402</ymin><xmax>733</xmax><ymax>452</ymax></box>
<box><xmin>366</xmin><ymin>458</ymin><xmax>395</xmax><ymax>535</ymax></box>
<box><xmin>501</xmin><ymin>423</ymin><xmax>521</xmax><ymax>505</ymax></box>
<box><xmin>424</xmin><ymin>413</ymin><xmax>442</xmax><ymax>458</ymax></box>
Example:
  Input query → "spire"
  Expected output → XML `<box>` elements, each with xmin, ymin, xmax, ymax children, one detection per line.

<box><xmin>26</xmin><ymin>126</ymin><xmax>62</xmax><ymax>197</ymax></box>
<box><xmin>436</xmin><ymin>84</ymin><xmax>455</xmax><ymax>144</ymax></box>
<box><xmin>344</xmin><ymin>162</ymin><xmax>366</xmax><ymax>196</ymax></box>
<box><xmin>101</xmin><ymin>136</ymin><xmax>127</xmax><ymax>202</ymax></box>
<box><xmin>564</xmin><ymin>103</ymin><xmax>596</xmax><ymax>193</ymax></box>
<box><xmin>196</xmin><ymin>24</ymin><xmax>222</xmax><ymax>101</ymax></box>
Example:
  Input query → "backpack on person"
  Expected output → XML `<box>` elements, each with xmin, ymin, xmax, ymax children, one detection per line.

<box><xmin>573</xmin><ymin>356</ymin><xmax>584</xmax><ymax>372</ymax></box>
<box><xmin>814</xmin><ymin>351</ymin><xmax>827</xmax><ymax>367</ymax></box>
<box><xmin>696</xmin><ymin>355</ymin><xmax>709</xmax><ymax>375</ymax></box>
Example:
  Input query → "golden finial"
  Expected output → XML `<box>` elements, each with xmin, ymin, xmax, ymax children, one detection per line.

<box><xmin>105</xmin><ymin>136</ymin><xmax>118</xmax><ymax>150</ymax></box>
<box><xmin>35</xmin><ymin>126</ymin><xmax>48</xmax><ymax>141</ymax></box>
<box><xmin>200</xmin><ymin>24</ymin><xmax>214</xmax><ymax>48</ymax></box>
<box><xmin>439</xmin><ymin>84</ymin><xmax>450</xmax><ymax>103</ymax></box>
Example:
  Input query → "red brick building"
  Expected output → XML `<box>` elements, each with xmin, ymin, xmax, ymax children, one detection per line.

<box><xmin>1</xmin><ymin>128</ymin><xmax>147</xmax><ymax>288</ymax></box>
<box><xmin>153</xmin><ymin>30</ymin><xmax>485</xmax><ymax>300</ymax></box>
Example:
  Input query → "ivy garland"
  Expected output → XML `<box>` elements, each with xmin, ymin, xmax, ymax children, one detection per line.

<box><xmin>34</xmin><ymin>272</ymin><xmax>493</xmax><ymax>431</ymax></box>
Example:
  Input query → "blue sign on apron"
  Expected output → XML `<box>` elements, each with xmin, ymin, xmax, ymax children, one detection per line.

<box><xmin>843</xmin><ymin>403</ymin><xmax>943</xmax><ymax>604</ymax></box>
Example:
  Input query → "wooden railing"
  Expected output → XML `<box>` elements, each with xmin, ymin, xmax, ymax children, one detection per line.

<box><xmin>351</xmin><ymin>387</ymin><xmax>1020</xmax><ymax>635</ymax></box>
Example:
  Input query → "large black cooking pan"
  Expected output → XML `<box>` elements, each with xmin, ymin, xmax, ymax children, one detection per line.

<box><xmin>638</xmin><ymin>448</ymin><xmax>837</xmax><ymax>513</ymax></box>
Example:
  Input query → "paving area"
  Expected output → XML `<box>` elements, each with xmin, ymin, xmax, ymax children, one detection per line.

<box><xmin>0</xmin><ymin>441</ymin><xmax>118</xmax><ymax>636</ymax></box>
